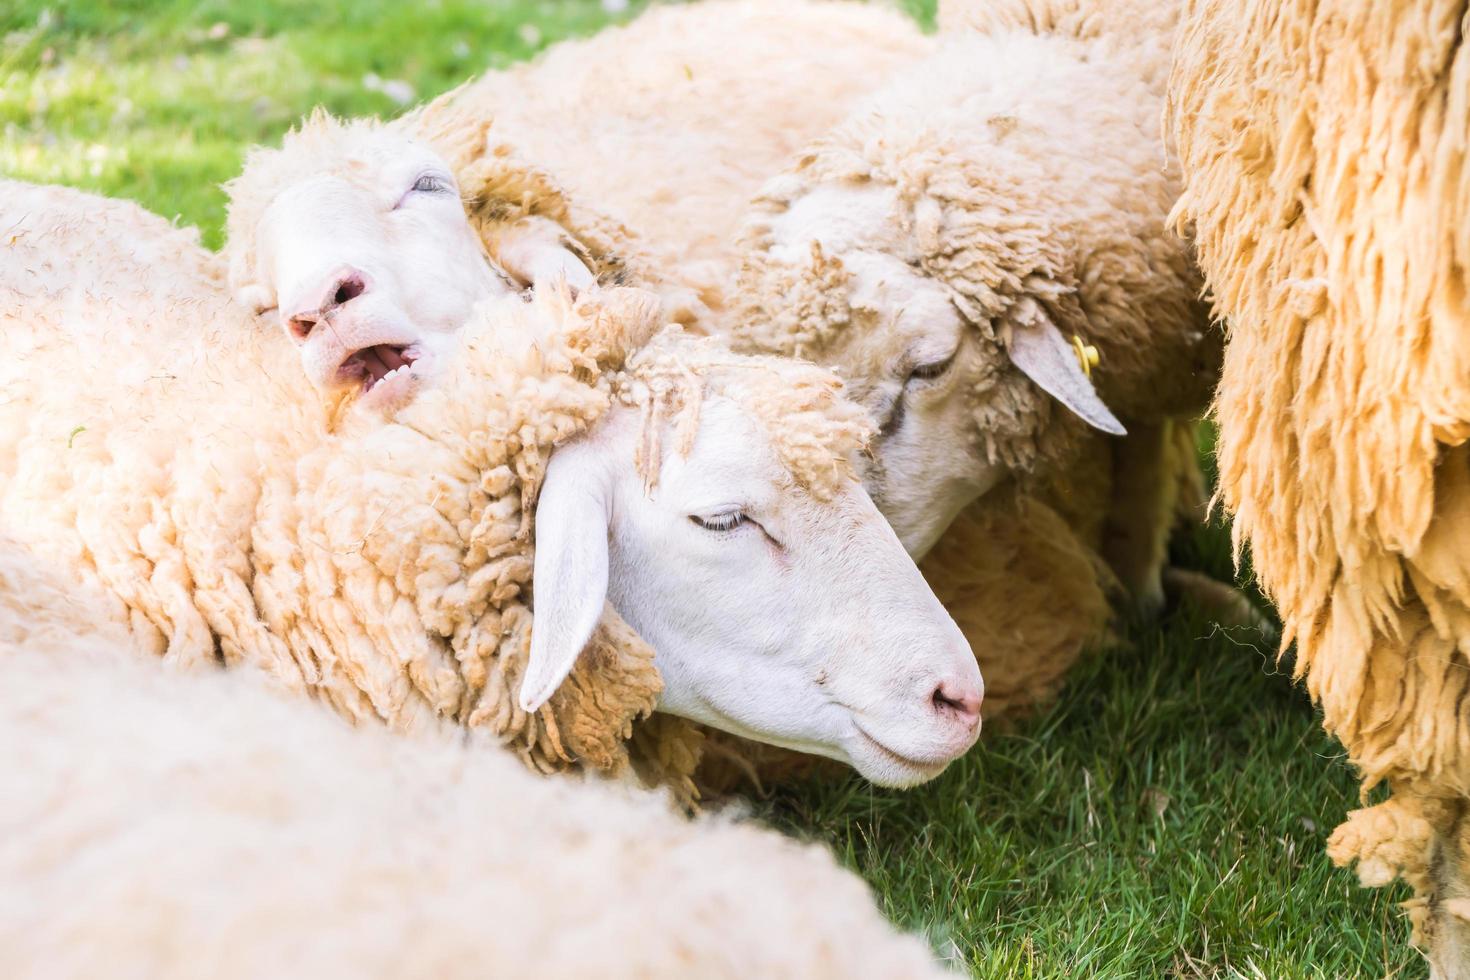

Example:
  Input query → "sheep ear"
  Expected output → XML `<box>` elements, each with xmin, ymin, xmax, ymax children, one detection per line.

<box><xmin>512</xmin><ymin>243</ymin><xmax>597</xmax><ymax>295</ymax></box>
<box><xmin>1007</xmin><ymin>301</ymin><xmax>1127</xmax><ymax>436</ymax></box>
<box><xmin>495</xmin><ymin>219</ymin><xmax>597</xmax><ymax>296</ymax></box>
<box><xmin>521</xmin><ymin>442</ymin><xmax>611</xmax><ymax>713</ymax></box>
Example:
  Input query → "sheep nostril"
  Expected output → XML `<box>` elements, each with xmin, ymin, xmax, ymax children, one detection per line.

<box><xmin>331</xmin><ymin>273</ymin><xmax>366</xmax><ymax>308</ymax></box>
<box><xmin>931</xmin><ymin>680</ymin><xmax>982</xmax><ymax>728</ymax></box>
<box><xmin>288</xmin><ymin>315</ymin><xmax>317</xmax><ymax>343</ymax></box>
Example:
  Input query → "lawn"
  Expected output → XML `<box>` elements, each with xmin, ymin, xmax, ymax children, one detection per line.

<box><xmin>0</xmin><ymin>1</ymin><xmax>1416</xmax><ymax>975</ymax></box>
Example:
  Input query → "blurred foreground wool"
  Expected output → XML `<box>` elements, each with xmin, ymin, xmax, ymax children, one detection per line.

<box><xmin>1170</xmin><ymin>1</ymin><xmax>1470</xmax><ymax>972</ymax></box>
<box><xmin>0</xmin><ymin>538</ymin><xmax>949</xmax><ymax>979</ymax></box>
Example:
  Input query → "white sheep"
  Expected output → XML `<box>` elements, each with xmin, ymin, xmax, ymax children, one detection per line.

<box><xmin>0</xmin><ymin>174</ymin><xmax>983</xmax><ymax>799</ymax></box>
<box><xmin>344</xmin><ymin>0</ymin><xmax>1225</xmax><ymax>723</ymax></box>
<box><xmin>0</xmin><ymin>536</ymin><xmax>951</xmax><ymax>979</ymax></box>
<box><xmin>403</xmin><ymin>0</ymin><xmax>933</xmax><ymax>322</ymax></box>
<box><xmin>1169</xmin><ymin>0</ymin><xmax>1470</xmax><ymax>968</ymax></box>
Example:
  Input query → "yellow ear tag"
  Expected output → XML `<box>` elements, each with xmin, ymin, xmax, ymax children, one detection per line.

<box><xmin>1071</xmin><ymin>335</ymin><xmax>1100</xmax><ymax>378</ymax></box>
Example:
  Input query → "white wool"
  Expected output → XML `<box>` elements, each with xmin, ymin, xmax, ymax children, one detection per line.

<box><xmin>0</xmin><ymin>538</ymin><xmax>949</xmax><ymax>979</ymax></box>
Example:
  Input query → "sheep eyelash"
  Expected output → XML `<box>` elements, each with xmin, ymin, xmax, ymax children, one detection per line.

<box><xmin>690</xmin><ymin>511</ymin><xmax>748</xmax><ymax>533</ymax></box>
<box><xmin>906</xmin><ymin>353</ymin><xmax>955</xmax><ymax>384</ymax></box>
<box><xmin>411</xmin><ymin>173</ymin><xmax>451</xmax><ymax>195</ymax></box>
<box><xmin>390</xmin><ymin>173</ymin><xmax>454</xmax><ymax>211</ymax></box>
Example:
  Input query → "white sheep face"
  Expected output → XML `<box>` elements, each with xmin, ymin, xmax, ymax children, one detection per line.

<box><xmin>760</xmin><ymin>181</ymin><xmax>1123</xmax><ymax>559</ymax></box>
<box><xmin>527</xmin><ymin>397</ymin><xmax>984</xmax><ymax>788</ymax></box>
<box><xmin>766</xmin><ymin>185</ymin><xmax>1005</xmax><ymax>558</ymax></box>
<box><xmin>250</xmin><ymin>139</ymin><xmax>508</xmax><ymax>409</ymax></box>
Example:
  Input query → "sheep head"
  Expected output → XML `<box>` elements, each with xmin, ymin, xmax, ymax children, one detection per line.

<box><xmin>733</xmin><ymin>158</ymin><xmax>1117</xmax><ymax>558</ymax></box>
<box><xmin>369</xmin><ymin>285</ymin><xmax>985</xmax><ymax>789</ymax></box>
<box><xmin>726</xmin><ymin>34</ymin><xmax>1210</xmax><ymax>559</ymax></box>
<box><xmin>224</xmin><ymin>111</ymin><xmax>514</xmax><ymax>411</ymax></box>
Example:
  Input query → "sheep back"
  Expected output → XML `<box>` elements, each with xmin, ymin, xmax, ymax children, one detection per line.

<box><xmin>0</xmin><ymin>538</ymin><xmax>947</xmax><ymax>980</ymax></box>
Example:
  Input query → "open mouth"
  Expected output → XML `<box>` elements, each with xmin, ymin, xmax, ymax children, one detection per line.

<box><xmin>336</xmin><ymin>343</ymin><xmax>421</xmax><ymax>396</ymax></box>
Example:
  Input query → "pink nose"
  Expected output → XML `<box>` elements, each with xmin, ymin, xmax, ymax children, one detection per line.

<box><xmin>286</xmin><ymin>268</ymin><xmax>369</xmax><ymax>342</ymax></box>
<box><xmin>931</xmin><ymin>677</ymin><xmax>982</xmax><ymax>731</ymax></box>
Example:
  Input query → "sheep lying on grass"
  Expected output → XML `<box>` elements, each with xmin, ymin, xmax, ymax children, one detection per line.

<box><xmin>0</xmin><ymin>175</ymin><xmax>983</xmax><ymax>798</ymax></box>
<box><xmin>381</xmin><ymin>0</ymin><xmax>1227</xmax><ymax>722</ymax></box>
<box><xmin>0</xmin><ymin>538</ymin><xmax>950</xmax><ymax>979</ymax></box>
<box><xmin>1169</xmin><ymin>0</ymin><xmax>1470</xmax><ymax>969</ymax></box>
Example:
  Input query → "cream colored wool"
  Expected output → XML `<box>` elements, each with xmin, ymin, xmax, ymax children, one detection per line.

<box><xmin>405</xmin><ymin>0</ymin><xmax>1210</xmax><ymax>726</ymax></box>
<box><xmin>0</xmin><ymin>179</ymin><xmax>868</xmax><ymax>799</ymax></box>
<box><xmin>0</xmin><ymin>539</ymin><xmax>949</xmax><ymax>980</ymax></box>
<box><xmin>725</xmin><ymin>0</ymin><xmax>1216</xmax><ymax>711</ymax></box>
<box><xmin>733</xmin><ymin>5</ymin><xmax>1213</xmax><ymax>472</ymax></box>
<box><xmin>937</xmin><ymin>0</ymin><xmax>1179</xmax><ymax>94</ymax></box>
<box><xmin>1168</xmin><ymin>0</ymin><xmax>1470</xmax><ymax>966</ymax></box>
<box><xmin>412</xmin><ymin>0</ymin><xmax>931</xmax><ymax>320</ymax></box>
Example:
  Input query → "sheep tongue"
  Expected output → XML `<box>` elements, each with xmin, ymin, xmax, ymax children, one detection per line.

<box><xmin>377</xmin><ymin>345</ymin><xmax>410</xmax><ymax>372</ymax></box>
<box><xmin>358</xmin><ymin>344</ymin><xmax>409</xmax><ymax>385</ymax></box>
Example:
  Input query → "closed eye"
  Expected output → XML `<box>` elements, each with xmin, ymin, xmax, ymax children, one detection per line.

<box><xmin>690</xmin><ymin>511</ymin><xmax>748</xmax><ymax>533</ymax></box>
<box><xmin>393</xmin><ymin>172</ymin><xmax>454</xmax><ymax>209</ymax></box>
<box><xmin>412</xmin><ymin>173</ymin><xmax>450</xmax><ymax>194</ymax></box>
<box><xmin>906</xmin><ymin>353</ymin><xmax>955</xmax><ymax>385</ymax></box>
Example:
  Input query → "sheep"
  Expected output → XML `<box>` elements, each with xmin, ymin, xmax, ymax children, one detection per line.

<box><xmin>0</xmin><ymin>175</ymin><xmax>984</xmax><ymax>801</ymax></box>
<box><xmin>398</xmin><ymin>0</ymin><xmax>933</xmax><ymax>322</ymax></box>
<box><xmin>1168</xmin><ymin>0</ymin><xmax>1470</xmax><ymax>969</ymax></box>
<box><xmin>367</xmin><ymin>0</ymin><xmax>1223</xmax><ymax>723</ymax></box>
<box><xmin>0</xmin><ymin>537</ymin><xmax>951</xmax><ymax>979</ymax></box>
<box><xmin>730</xmin><ymin>0</ymin><xmax>1216</xmax><ymax>579</ymax></box>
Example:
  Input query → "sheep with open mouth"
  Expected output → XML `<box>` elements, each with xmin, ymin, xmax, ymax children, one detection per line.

<box><xmin>1</xmin><ymin>155</ymin><xmax>982</xmax><ymax>797</ymax></box>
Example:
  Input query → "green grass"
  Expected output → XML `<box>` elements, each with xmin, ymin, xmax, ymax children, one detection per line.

<box><xmin>1</xmin><ymin>1</ymin><xmax>1417</xmax><ymax>975</ymax></box>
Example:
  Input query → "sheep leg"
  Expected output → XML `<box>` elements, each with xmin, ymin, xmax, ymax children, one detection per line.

<box><xmin>1430</xmin><ymin>805</ymin><xmax>1470</xmax><ymax>980</ymax></box>
<box><xmin>1099</xmin><ymin>420</ymin><xmax>1173</xmax><ymax>614</ymax></box>
<box><xmin>1160</xmin><ymin>568</ymin><xmax>1277</xmax><ymax>638</ymax></box>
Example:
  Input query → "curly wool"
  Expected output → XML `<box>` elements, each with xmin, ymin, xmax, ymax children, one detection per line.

<box><xmin>732</xmin><ymin>19</ymin><xmax>1215</xmax><ymax>474</ymax></box>
<box><xmin>615</xmin><ymin>333</ymin><xmax>873</xmax><ymax>503</ymax></box>
<box><xmin>0</xmin><ymin>539</ymin><xmax>949</xmax><ymax>980</ymax></box>
<box><xmin>413</xmin><ymin>0</ymin><xmax>931</xmax><ymax>322</ymax></box>
<box><xmin>936</xmin><ymin>0</ymin><xmax>1180</xmax><ymax>95</ymax></box>
<box><xmin>0</xmin><ymin>180</ymin><xmax>703</xmax><ymax>792</ymax></box>
<box><xmin>1169</xmin><ymin>0</ymin><xmax>1470</xmax><ymax>959</ymax></box>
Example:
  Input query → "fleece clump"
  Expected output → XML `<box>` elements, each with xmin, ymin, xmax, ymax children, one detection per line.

<box><xmin>1169</xmin><ymin>0</ymin><xmax>1470</xmax><ymax>964</ymax></box>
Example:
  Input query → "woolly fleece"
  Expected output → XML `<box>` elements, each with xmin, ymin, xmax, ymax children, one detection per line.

<box><xmin>1169</xmin><ymin>0</ymin><xmax>1470</xmax><ymax>965</ymax></box>
<box><xmin>0</xmin><ymin>537</ymin><xmax>950</xmax><ymax>980</ymax></box>
<box><xmin>412</xmin><ymin>0</ymin><xmax>931</xmax><ymax>321</ymax></box>
<box><xmin>0</xmin><ymin>178</ymin><xmax>867</xmax><ymax>799</ymax></box>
